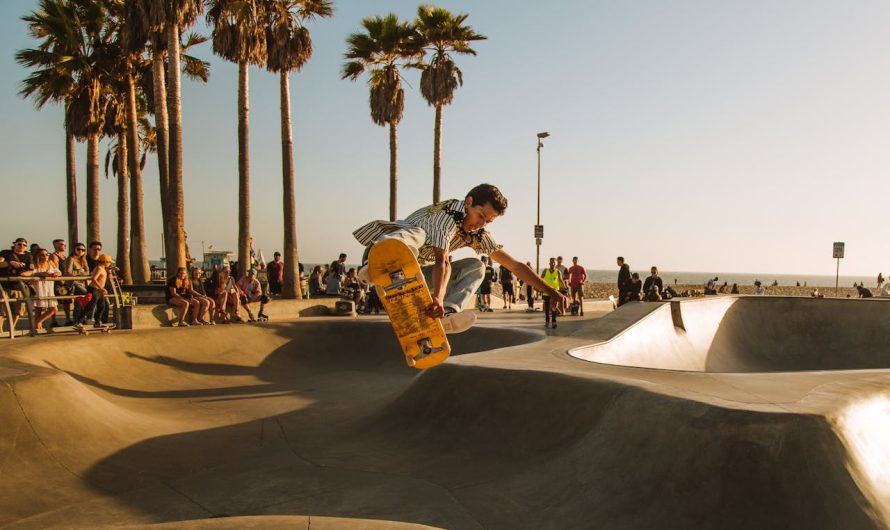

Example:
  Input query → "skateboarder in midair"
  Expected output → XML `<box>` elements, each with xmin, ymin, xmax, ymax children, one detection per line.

<box><xmin>355</xmin><ymin>184</ymin><xmax>567</xmax><ymax>333</ymax></box>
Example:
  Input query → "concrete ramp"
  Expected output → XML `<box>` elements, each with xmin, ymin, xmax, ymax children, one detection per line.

<box><xmin>571</xmin><ymin>297</ymin><xmax>890</xmax><ymax>372</ymax></box>
<box><xmin>1</xmin><ymin>310</ymin><xmax>889</xmax><ymax>529</ymax></box>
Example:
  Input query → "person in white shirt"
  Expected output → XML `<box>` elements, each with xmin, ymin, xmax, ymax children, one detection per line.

<box><xmin>753</xmin><ymin>280</ymin><xmax>766</xmax><ymax>296</ymax></box>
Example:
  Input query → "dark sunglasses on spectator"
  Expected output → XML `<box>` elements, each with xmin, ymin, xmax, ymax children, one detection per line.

<box><xmin>75</xmin><ymin>247</ymin><xmax>86</xmax><ymax>252</ymax></box>
<box><xmin>15</xmin><ymin>242</ymin><xmax>27</xmax><ymax>247</ymax></box>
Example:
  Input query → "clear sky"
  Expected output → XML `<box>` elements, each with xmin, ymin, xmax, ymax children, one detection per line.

<box><xmin>2</xmin><ymin>0</ymin><xmax>888</xmax><ymax>276</ymax></box>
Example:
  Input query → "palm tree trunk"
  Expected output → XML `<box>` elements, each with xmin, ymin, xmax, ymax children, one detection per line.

<box><xmin>166</xmin><ymin>22</ymin><xmax>186</xmax><ymax>273</ymax></box>
<box><xmin>237</xmin><ymin>60</ymin><xmax>251</xmax><ymax>278</ymax></box>
<box><xmin>86</xmin><ymin>132</ymin><xmax>100</xmax><ymax>244</ymax></box>
<box><xmin>389</xmin><ymin>122</ymin><xmax>398</xmax><ymax>221</ymax></box>
<box><xmin>151</xmin><ymin>41</ymin><xmax>172</xmax><ymax>271</ymax></box>
<box><xmin>433</xmin><ymin>103</ymin><xmax>442</xmax><ymax>204</ymax></box>
<box><xmin>116</xmin><ymin>135</ymin><xmax>132</xmax><ymax>284</ymax></box>
<box><xmin>127</xmin><ymin>72</ymin><xmax>149</xmax><ymax>283</ymax></box>
<box><xmin>65</xmin><ymin>123</ymin><xmax>78</xmax><ymax>247</ymax></box>
<box><xmin>279</xmin><ymin>72</ymin><xmax>301</xmax><ymax>299</ymax></box>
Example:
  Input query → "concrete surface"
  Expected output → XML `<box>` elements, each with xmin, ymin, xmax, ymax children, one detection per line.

<box><xmin>1</xmin><ymin>297</ymin><xmax>888</xmax><ymax>529</ymax></box>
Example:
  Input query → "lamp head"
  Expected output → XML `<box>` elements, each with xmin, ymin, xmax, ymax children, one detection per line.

<box><xmin>537</xmin><ymin>132</ymin><xmax>550</xmax><ymax>139</ymax></box>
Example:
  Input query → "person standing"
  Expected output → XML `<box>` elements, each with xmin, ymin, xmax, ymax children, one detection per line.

<box><xmin>1</xmin><ymin>238</ymin><xmax>35</xmax><ymax>332</ymax></box>
<box><xmin>479</xmin><ymin>256</ymin><xmax>497</xmax><ymax>312</ymax></box>
<box><xmin>499</xmin><ymin>264</ymin><xmax>515</xmax><ymax>310</ymax></box>
<box><xmin>616</xmin><ymin>256</ymin><xmax>631</xmax><ymax>307</ymax></box>
<box><xmin>523</xmin><ymin>261</ymin><xmax>535</xmax><ymax>312</ymax></box>
<box><xmin>77</xmin><ymin>254</ymin><xmax>111</xmax><ymax>329</ymax></box>
<box><xmin>878</xmin><ymin>272</ymin><xmax>884</xmax><ymax>290</ymax></box>
<box><xmin>266</xmin><ymin>252</ymin><xmax>283</xmax><ymax>296</ymax></box>
<box><xmin>331</xmin><ymin>253</ymin><xmax>348</xmax><ymax>276</ymax></box>
<box><xmin>568</xmin><ymin>256</ymin><xmax>587</xmax><ymax>316</ymax></box>
<box><xmin>32</xmin><ymin>248</ymin><xmax>61</xmax><ymax>332</ymax></box>
<box><xmin>541</xmin><ymin>257</ymin><xmax>564</xmax><ymax>328</ymax></box>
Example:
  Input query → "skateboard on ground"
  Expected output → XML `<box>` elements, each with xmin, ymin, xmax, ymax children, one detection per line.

<box><xmin>368</xmin><ymin>239</ymin><xmax>451</xmax><ymax>369</ymax></box>
<box><xmin>76</xmin><ymin>323</ymin><xmax>116</xmax><ymax>335</ymax></box>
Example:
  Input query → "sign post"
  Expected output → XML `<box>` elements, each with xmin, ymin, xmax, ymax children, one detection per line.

<box><xmin>833</xmin><ymin>242</ymin><xmax>845</xmax><ymax>296</ymax></box>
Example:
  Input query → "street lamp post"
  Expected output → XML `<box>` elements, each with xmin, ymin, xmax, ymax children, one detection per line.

<box><xmin>535</xmin><ymin>131</ymin><xmax>549</xmax><ymax>275</ymax></box>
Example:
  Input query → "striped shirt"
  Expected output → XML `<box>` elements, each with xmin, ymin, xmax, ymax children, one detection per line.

<box><xmin>353</xmin><ymin>199</ymin><xmax>502</xmax><ymax>265</ymax></box>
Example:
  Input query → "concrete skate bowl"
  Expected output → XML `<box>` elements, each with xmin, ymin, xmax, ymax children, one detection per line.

<box><xmin>1</xmin><ymin>312</ymin><xmax>889</xmax><ymax>530</ymax></box>
<box><xmin>570</xmin><ymin>296</ymin><xmax>890</xmax><ymax>372</ymax></box>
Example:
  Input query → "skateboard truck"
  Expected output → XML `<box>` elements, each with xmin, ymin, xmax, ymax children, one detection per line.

<box><xmin>383</xmin><ymin>269</ymin><xmax>418</xmax><ymax>292</ymax></box>
<box><xmin>405</xmin><ymin>338</ymin><xmax>445</xmax><ymax>367</ymax></box>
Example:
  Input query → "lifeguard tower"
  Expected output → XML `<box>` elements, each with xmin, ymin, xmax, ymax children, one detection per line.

<box><xmin>203</xmin><ymin>250</ymin><xmax>234</xmax><ymax>271</ymax></box>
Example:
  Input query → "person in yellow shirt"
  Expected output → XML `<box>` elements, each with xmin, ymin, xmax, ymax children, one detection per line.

<box><xmin>540</xmin><ymin>257</ymin><xmax>566</xmax><ymax>329</ymax></box>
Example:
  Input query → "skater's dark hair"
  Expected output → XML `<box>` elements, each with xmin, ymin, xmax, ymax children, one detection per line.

<box><xmin>466</xmin><ymin>184</ymin><xmax>508</xmax><ymax>214</ymax></box>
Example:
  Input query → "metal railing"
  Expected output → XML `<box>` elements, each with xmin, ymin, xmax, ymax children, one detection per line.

<box><xmin>0</xmin><ymin>274</ymin><xmax>124</xmax><ymax>339</ymax></box>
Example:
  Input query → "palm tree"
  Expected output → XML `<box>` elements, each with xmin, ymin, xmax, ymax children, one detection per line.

<box><xmin>207</xmin><ymin>0</ymin><xmax>268</xmax><ymax>277</ymax></box>
<box><xmin>414</xmin><ymin>5</ymin><xmax>485</xmax><ymax>204</ymax></box>
<box><xmin>133</xmin><ymin>0</ymin><xmax>209</xmax><ymax>276</ymax></box>
<box><xmin>17</xmin><ymin>0</ymin><xmax>84</xmax><ymax>248</ymax></box>
<box><xmin>266</xmin><ymin>0</ymin><xmax>333</xmax><ymax>299</ymax></box>
<box><xmin>342</xmin><ymin>14</ymin><xmax>422</xmax><ymax>221</ymax></box>
<box><xmin>138</xmin><ymin>0</ymin><xmax>203</xmax><ymax>276</ymax></box>
<box><xmin>59</xmin><ymin>0</ymin><xmax>114</xmax><ymax>245</ymax></box>
<box><xmin>135</xmin><ymin>1</ymin><xmax>173</xmax><ymax>269</ymax></box>
<box><xmin>103</xmin><ymin>128</ymin><xmax>133</xmax><ymax>285</ymax></box>
<box><xmin>125</xmin><ymin>26</ymin><xmax>206</xmax><ymax>283</ymax></box>
<box><xmin>115</xmin><ymin>0</ymin><xmax>151</xmax><ymax>283</ymax></box>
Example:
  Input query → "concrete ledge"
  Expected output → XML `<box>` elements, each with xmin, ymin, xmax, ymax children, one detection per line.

<box><xmin>133</xmin><ymin>297</ymin><xmax>347</xmax><ymax>328</ymax></box>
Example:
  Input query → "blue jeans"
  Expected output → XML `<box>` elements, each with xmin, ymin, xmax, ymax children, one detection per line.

<box><xmin>363</xmin><ymin>227</ymin><xmax>485</xmax><ymax>313</ymax></box>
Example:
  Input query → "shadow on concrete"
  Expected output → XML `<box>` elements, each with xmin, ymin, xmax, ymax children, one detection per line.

<box><xmin>1</xmin><ymin>317</ymin><xmax>885</xmax><ymax>530</ymax></box>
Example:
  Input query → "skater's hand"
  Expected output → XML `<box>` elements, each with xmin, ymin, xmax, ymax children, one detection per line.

<box><xmin>549</xmin><ymin>288</ymin><xmax>568</xmax><ymax>314</ymax></box>
<box><xmin>424</xmin><ymin>298</ymin><xmax>446</xmax><ymax>319</ymax></box>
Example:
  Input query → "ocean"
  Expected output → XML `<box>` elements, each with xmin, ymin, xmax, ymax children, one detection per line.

<box><xmin>581</xmin><ymin>270</ymin><xmax>875</xmax><ymax>288</ymax></box>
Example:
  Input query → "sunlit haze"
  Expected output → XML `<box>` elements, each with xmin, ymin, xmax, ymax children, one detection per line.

<box><xmin>2</xmin><ymin>0</ymin><xmax>888</xmax><ymax>277</ymax></box>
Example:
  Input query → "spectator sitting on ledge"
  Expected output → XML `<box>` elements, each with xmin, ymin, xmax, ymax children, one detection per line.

<box><xmin>308</xmin><ymin>265</ymin><xmax>325</xmax><ymax>297</ymax></box>
<box><xmin>166</xmin><ymin>267</ymin><xmax>199</xmax><ymax>327</ymax></box>
<box><xmin>1</xmin><ymin>238</ymin><xmax>35</xmax><ymax>332</ymax></box>
<box><xmin>236</xmin><ymin>268</ymin><xmax>269</xmax><ymax>322</ymax></box>
<box><xmin>190</xmin><ymin>268</ymin><xmax>216</xmax><ymax>325</ymax></box>
<box><xmin>855</xmin><ymin>284</ymin><xmax>873</xmax><ymax>298</ymax></box>
<box><xmin>326</xmin><ymin>267</ymin><xmax>344</xmax><ymax>296</ymax></box>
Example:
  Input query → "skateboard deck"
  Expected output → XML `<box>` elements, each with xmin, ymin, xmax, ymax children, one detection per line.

<box><xmin>368</xmin><ymin>239</ymin><xmax>451</xmax><ymax>369</ymax></box>
<box><xmin>77</xmin><ymin>324</ymin><xmax>116</xmax><ymax>335</ymax></box>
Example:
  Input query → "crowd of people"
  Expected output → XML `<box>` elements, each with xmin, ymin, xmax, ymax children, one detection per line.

<box><xmin>164</xmin><ymin>265</ymin><xmax>271</xmax><ymax>326</ymax></box>
<box><xmin>10</xmin><ymin>231</ymin><xmax>886</xmax><ymax>337</ymax></box>
<box><xmin>0</xmin><ymin>237</ymin><xmax>117</xmax><ymax>333</ymax></box>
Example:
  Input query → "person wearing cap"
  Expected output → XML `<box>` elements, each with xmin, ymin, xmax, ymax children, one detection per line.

<box><xmin>0</xmin><ymin>238</ymin><xmax>35</xmax><ymax>332</ymax></box>
<box><xmin>236</xmin><ymin>267</ymin><xmax>269</xmax><ymax>321</ymax></box>
<box><xmin>76</xmin><ymin>254</ymin><xmax>111</xmax><ymax>329</ymax></box>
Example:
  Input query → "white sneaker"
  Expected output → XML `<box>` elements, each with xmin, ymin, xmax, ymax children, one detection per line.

<box><xmin>442</xmin><ymin>310</ymin><xmax>476</xmax><ymax>334</ymax></box>
<box><xmin>358</xmin><ymin>263</ymin><xmax>370</xmax><ymax>283</ymax></box>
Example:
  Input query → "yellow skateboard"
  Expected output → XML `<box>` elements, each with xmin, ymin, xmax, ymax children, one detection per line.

<box><xmin>368</xmin><ymin>239</ymin><xmax>451</xmax><ymax>369</ymax></box>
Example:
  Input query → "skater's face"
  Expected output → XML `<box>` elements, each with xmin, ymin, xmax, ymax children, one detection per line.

<box><xmin>462</xmin><ymin>198</ymin><xmax>501</xmax><ymax>233</ymax></box>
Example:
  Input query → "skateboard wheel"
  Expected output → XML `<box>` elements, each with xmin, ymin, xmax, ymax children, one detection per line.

<box><xmin>405</xmin><ymin>355</ymin><xmax>416</xmax><ymax>367</ymax></box>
